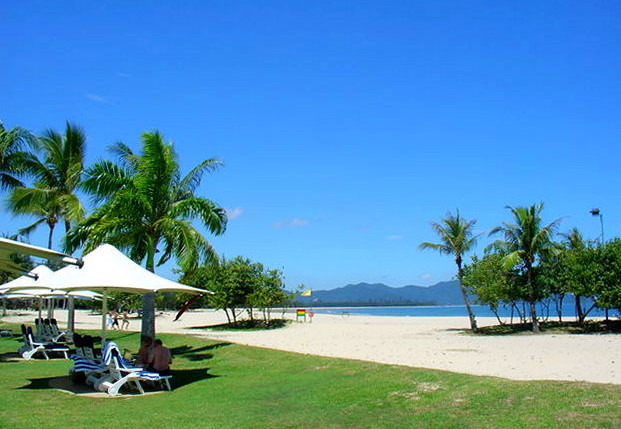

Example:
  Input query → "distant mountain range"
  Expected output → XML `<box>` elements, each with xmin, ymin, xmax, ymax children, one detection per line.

<box><xmin>295</xmin><ymin>281</ymin><xmax>464</xmax><ymax>307</ymax></box>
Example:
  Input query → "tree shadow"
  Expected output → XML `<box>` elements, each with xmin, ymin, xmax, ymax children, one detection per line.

<box><xmin>170</xmin><ymin>342</ymin><xmax>231</xmax><ymax>355</ymax></box>
<box><xmin>188</xmin><ymin>319</ymin><xmax>289</xmax><ymax>331</ymax></box>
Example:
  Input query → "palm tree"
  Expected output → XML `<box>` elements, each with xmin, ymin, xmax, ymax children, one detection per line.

<box><xmin>7</xmin><ymin>122</ymin><xmax>86</xmax><ymax>248</ymax></box>
<box><xmin>489</xmin><ymin>203</ymin><xmax>561</xmax><ymax>333</ymax></box>
<box><xmin>0</xmin><ymin>122</ymin><xmax>36</xmax><ymax>192</ymax></box>
<box><xmin>420</xmin><ymin>210</ymin><xmax>479</xmax><ymax>331</ymax></box>
<box><xmin>66</xmin><ymin>131</ymin><xmax>227</xmax><ymax>339</ymax></box>
<box><xmin>559</xmin><ymin>227</ymin><xmax>587</xmax><ymax>322</ymax></box>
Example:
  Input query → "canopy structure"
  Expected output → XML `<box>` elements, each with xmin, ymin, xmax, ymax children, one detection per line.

<box><xmin>3</xmin><ymin>288</ymin><xmax>103</xmax><ymax>300</ymax></box>
<box><xmin>0</xmin><ymin>265</ymin><xmax>102</xmax><ymax>322</ymax></box>
<box><xmin>0</xmin><ymin>238</ymin><xmax>83</xmax><ymax>276</ymax></box>
<box><xmin>0</xmin><ymin>265</ymin><xmax>55</xmax><ymax>293</ymax></box>
<box><xmin>47</xmin><ymin>244</ymin><xmax>212</xmax><ymax>339</ymax></box>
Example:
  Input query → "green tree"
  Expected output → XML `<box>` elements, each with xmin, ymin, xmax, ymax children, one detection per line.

<box><xmin>180</xmin><ymin>256</ymin><xmax>288</xmax><ymax>325</ymax></box>
<box><xmin>8</xmin><ymin>122</ymin><xmax>86</xmax><ymax>248</ymax></box>
<box><xmin>0</xmin><ymin>122</ymin><xmax>36</xmax><ymax>192</ymax></box>
<box><xmin>420</xmin><ymin>210</ymin><xmax>480</xmax><ymax>331</ymax></box>
<box><xmin>66</xmin><ymin>131</ymin><xmax>227</xmax><ymax>339</ymax></box>
<box><xmin>597</xmin><ymin>239</ymin><xmax>621</xmax><ymax>312</ymax></box>
<box><xmin>462</xmin><ymin>253</ymin><xmax>516</xmax><ymax>325</ymax></box>
<box><xmin>489</xmin><ymin>203</ymin><xmax>561</xmax><ymax>333</ymax></box>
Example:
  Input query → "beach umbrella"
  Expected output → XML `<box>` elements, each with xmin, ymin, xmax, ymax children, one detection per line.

<box><xmin>0</xmin><ymin>237</ymin><xmax>82</xmax><ymax>276</ymax></box>
<box><xmin>46</xmin><ymin>244</ymin><xmax>212</xmax><ymax>340</ymax></box>
<box><xmin>1</xmin><ymin>265</ymin><xmax>57</xmax><ymax>319</ymax></box>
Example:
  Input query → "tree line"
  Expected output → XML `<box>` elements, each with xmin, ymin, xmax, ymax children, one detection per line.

<box><xmin>421</xmin><ymin>203</ymin><xmax>620</xmax><ymax>333</ymax></box>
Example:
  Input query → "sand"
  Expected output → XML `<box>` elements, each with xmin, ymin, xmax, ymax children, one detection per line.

<box><xmin>5</xmin><ymin>308</ymin><xmax>619</xmax><ymax>385</ymax></box>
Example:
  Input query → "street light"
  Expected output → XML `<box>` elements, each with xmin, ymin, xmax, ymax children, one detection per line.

<box><xmin>589</xmin><ymin>208</ymin><xmax>604</xmax><ymax>244</ymax></box>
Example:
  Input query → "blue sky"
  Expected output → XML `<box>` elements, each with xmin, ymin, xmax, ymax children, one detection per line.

<box><xmin>2</xmin><ymin>1</ymin><xmax>620</xmax><ymax>290</ymax></box>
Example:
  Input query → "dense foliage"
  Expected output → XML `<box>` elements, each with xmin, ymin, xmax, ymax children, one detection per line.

<box><xmin>180</xmin><ymin>256</ymin><xmax>291</xmax><ymax>325</ymax></box>
<box><xmin>464</xmin><ymin>238</ymin><xmax>621</xmax><ymax>327</ymax></box>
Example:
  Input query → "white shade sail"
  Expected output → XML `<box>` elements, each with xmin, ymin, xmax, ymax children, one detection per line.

<box><xmin>0</xmin><ymin>265</ymin><xmax>55</xmax><ymax>293</ymax></box>
<box><xmin>0</xmin><ymin>238</ymin><xmax>82</xmax><ymax>275</ymax></box>
<box><xmin>47</xmin><ymin>244</ymin><xmax>211</xmax><ymax>294</ymax></box>
<box><xmin>3</xmin><ymin>288</ymin><xmax>103</xmax><ymax>300</ymax></box>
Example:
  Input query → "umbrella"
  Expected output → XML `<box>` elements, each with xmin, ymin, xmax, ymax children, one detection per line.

<box><xmin>0</xmin><ymin>237</ymin><xmax>82</xmax><ymax>276</ymax></box>
<box><xmin>46</xmin><ymin>244</ymin><xmax>212</xmax><ymax>340</ymax></box>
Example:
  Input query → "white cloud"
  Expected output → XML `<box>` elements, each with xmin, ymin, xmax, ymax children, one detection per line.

<box><xmin>85</xmin><ymin>93</ymin><xmax>111</xmax><ymax>103</ymax></box>
<box><xmin>226</xmin><ymin>207</ymin><xmax>244</xmax><ymax>219</ymax></box>
<box><xmin>386</xmin><ymin>234</ymin><xmax>402</xmax><ymax>240</ymax></box>
<box><xmin>420</xmin><ymin>273</ymin><xmax>433</xmax><ymax>280</ymax></box>
<box><xmin>272</xmin><ymin>218</ymin><xmax>309</xmax><ymax>228</ymax></box>
<box><xmin>117</xmin><ymin>72</ymin><xmax>132</xmax><ymax>78</ymax></box>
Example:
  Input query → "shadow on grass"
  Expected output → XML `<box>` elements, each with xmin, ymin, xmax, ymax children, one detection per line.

<box><xmin>475</xmin><ymin>320</ymin><xmax>621</xmax><ymax>336</ymax></box>
<box><xmin>0</xmin><ymin>351</ymin><xmax>23</xmax><ymax>363</ymax></box>
<box><xmin>170</xmin><ymin>342</ymin><xmax>231</xmax><ymax>355</ymax></box>
<box><xmin>17</xmin><ymin>367</ymin><xmax>218</xmax><ymax>394</ymax></box>
<box><xmin>188</xmin><ymin>319</ymin><xmax>290</xmax><ymax>331</ymax></box>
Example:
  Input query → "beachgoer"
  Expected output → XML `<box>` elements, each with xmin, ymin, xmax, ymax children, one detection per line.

<box><xmin>112</xmin><ymin>311</ymin><xmax>120</xmax><ymax>330</ymax></box>
<box><xmin>308</xmin><ymin>309</ymin><xmax>315</xmax><ymax>323</ymax></box>
<box><xmin>121</xmin><ymin>311</ymin><xmax>129</xmax><ymax>330</ymax></box>
<box><xmin>138</xmin><ymin>336</ymin><xmax>153</xmax><ymax>366</ymax></box>
<box><xmin>106</xmin><ymin>311</ymin><xmax>114</xmax><ymax>330</ymax></box>
<box><xmin>148</xmin><ymin>338</ymin><xmax>172</xmax><ymax>375</ymax></box>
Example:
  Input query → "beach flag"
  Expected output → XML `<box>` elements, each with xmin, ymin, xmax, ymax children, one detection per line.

<box><xmin>300</xmin><ymin>289</ymin><xmax>312</xmax><ymax>296</ymax></box>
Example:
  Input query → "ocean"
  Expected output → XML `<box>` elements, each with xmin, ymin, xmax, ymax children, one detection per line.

<box><xmin>312</xmin><ymin>302</ymin><xmax>616</xmax><ymax>319</ymax></box>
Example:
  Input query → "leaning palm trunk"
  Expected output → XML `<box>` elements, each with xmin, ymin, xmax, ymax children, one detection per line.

<box><xmin>457</xmin><ymin>261</ymin><xmax>477</xmax><ymax>331</ymax></box>
<box><xmin>526</xmin><ymin>264</ymin><xmax>540</xmax><ymax>333</ymax></box>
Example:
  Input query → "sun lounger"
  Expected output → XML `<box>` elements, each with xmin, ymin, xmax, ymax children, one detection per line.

<box><xmin>70</xmin><ymin>341</ymin><xmax>171</xmax><ymax>396</ymax></box>
<box><xmin>18</xmin><ymin>325</ymin><xmax>69</xmax><ymax>360</ymax></box>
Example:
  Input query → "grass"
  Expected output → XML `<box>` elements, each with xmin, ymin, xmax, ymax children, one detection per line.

<box><xmin>1</xmin><ymin>323</ymin><xmax>620</xmax><ymax>429</ymax></box>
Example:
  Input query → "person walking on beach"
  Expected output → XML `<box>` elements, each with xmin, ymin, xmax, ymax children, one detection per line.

<box><xmin>121</xmin><ymin>311</ymin><xmax>129</xmax><ymax>330</ymax></box>
<box><xmin>112</xmin><ymin>311</ymin><xmax>120</xmax><ymax>330</ymax></box>
<box><xmin>106</xmin><ymin>311</ymin><xmax>114</xmax><ymax>330</ymax></box>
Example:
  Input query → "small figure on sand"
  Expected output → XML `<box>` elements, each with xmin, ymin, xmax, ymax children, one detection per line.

<box><xmin>121</xmin><ymin>310</ymin><xmax>130</xmax><ymax>330</ymax></box>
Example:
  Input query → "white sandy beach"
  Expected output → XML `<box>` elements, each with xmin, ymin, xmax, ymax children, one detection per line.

<box><xmin>5</xmin><ymin>309</ymin><xmax>619</xmax><ymax>385</ymax></box>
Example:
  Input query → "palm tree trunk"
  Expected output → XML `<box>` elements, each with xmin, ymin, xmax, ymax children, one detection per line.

<box><xmin>526</xmin><ymin>262</ymin><xmax>540</xmax><ymax>333</ymax></box>
<box><xmin>456</xmin><ymin>258</ymin><xmax>477</xmax><ymax>332</ymax></box>
<box><xmin>47</xmin><ymin>223</ymin><xmax>55</xmax><ymax>249</ymax></box>
<box><xmin>141</xmin><ymin>241</ymin><xmax>157</xmax><ymax>341</ymax></box>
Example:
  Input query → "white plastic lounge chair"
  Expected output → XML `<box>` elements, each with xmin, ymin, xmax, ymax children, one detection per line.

<box><xmin>95</xmin><ymin>342</ymin><xmax>172</xmax><ymax>396</ymax></box>
<box><xmin>18</xmin><ymin>325</ymin><xmax>69</xmax><ymax>360</ymax></box>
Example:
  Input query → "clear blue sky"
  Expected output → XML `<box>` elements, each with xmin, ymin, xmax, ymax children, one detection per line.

<box><xmin>2</xmin><ymin>1</ymin><xmax>620</xmax><ymax>290</ymax></box>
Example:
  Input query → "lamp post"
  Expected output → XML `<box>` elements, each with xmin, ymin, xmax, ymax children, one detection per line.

<box><xmin>589</xmin><ymin>208</ymin><xmax>608</xmax><ymax>320</ymax></box>
<box><xmin>589</xmin><ymin>208</ymin><xmax>604</xmax><ymax>244</ymax></box>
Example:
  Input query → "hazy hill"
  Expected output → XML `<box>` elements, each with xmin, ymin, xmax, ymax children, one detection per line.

<box><xmin>295</xmin><ymin>280</ymin><xmax>463</xmax><ymax>306</ymax></box>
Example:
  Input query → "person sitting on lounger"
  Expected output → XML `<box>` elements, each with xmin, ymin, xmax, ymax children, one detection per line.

<box><xmin>147</xmin><ymin>339</ymin><xmax>172</xmax><ymax>375</ymax></box>
<box><xmin>138</xmin><ymin>336</ymin><xmax>153</xmax><ymax>366</ymax></box>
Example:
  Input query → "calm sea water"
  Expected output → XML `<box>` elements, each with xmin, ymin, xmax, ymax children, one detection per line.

<box><xmin>312</xmin><ymin>303</ymin><xmax>615</xmax><ymax>319</ymax></box>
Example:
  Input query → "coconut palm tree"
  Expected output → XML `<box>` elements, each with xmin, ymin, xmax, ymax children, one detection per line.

<box><xmin>66</xmin><ymin>131</ymin><xmax>227</xmax><ymax>339</ymax></box>
<box><xmin>0</xmin><ymin>122</ymin><xmax>36</xmax><ymax>192</ymax></box>
<box><xmin>7</xmin><ymin>122</ymin><xmax>86</xmax><ymax>248</ymax></box>
<box><xmin>420</xmin><ymin>210</ymin><xmax>480</xmax><ymax>331</ymax></box>
<box><xmin>489</xmin><ymin>203</ymin><xmax>561</xmax><ymax>333</ymax></box>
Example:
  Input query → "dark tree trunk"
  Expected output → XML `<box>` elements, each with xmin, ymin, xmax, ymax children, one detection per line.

<box><xmin>47</xmin><ymin>223</ymin><xmax>55</xmax><ymax>249</ymax></box>
<box><xmin>141</xmin><ymin>242</ymin><xmax>157</xmax><ymax>341</ymax></box>
<box><xmin>575</xmin><ymin>295</ymin><xmax>584</xmax><ymax>323</ymax></box>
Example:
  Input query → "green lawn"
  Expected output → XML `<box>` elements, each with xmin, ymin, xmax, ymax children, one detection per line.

<box><xmin>1</xmin><ymin>324</ymin><xmax>619</xmax><ymax>429</ymax></box>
